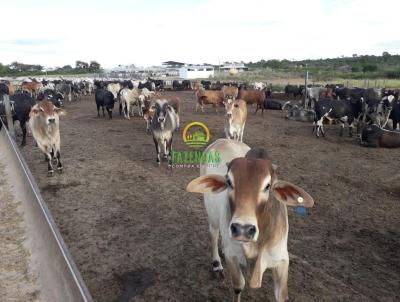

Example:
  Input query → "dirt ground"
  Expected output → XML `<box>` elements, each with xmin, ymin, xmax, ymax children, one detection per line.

<box><xmin>0</xmin><ymin>161</ymin><xmax>42</xmax><ymax>302</ymax></box>
<box><xmin>18</xmin><ymin>91</ymin><xmax>399</xmax><ymax>302</ymax></box>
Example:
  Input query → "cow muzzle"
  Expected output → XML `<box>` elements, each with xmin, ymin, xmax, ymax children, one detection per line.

<box><xmin>48</xmin><ymin>118</ymin><xmax>56</xmax><ymax>124</ymax></box>
<box><xmin>229</xmin><ymin>222</ymin><xmax>258</xmax><ymax>242</ymax></box>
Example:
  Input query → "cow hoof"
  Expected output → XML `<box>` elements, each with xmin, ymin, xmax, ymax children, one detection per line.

<box><xmin>211</xmin><ymin>261</ymin><xmax>224</xmax><ymax>278</ymax></box>
<box><xmin>57</xmin><ymin>168</ymin><xmax>63</xmax><ymax>174</ymax></box>
<box><xmin>47</xmin><ymin>171</ymin><xmax>54</xmax><ymax>177</ymax></box>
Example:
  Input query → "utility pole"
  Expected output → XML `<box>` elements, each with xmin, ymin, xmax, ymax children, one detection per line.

<box><xmin>2</xmin><ymin>94</ymin><xmax>15</xmax><ymax>139</ymax></box>
<box><xmin>304</xmin><ymin>69</ymin><xmax>308</xmax><ymax>107</ymax></box>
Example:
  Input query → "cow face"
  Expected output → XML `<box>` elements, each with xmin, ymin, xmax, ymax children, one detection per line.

<box><xmin>222</xmin><ymin>85</ymin><xmax>238</xmax><ymax>101</ymax></box>
<box><xmin>223</xmin><ymin>99</ymin><xmax>239</xmax><ymax>121</ymax></box>
<box><xmin>154</xmin><ymin>100</ymin><xmax>171</xmax><ymax>130</ymax></box>
<box><xmin>186</xmin><ymin>155</ymin><xmax>314</xmax><ymax>243</ymax></box>
<box><xmin>30</xmin><ymin>100</ymin><xmax>65</xmax><ymax>125</ymax></box>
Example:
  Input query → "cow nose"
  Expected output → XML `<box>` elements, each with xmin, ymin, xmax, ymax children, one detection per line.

<box><xmin>226</xmin><ymin>112</ymin><xmax>232</xmax><ymax>117</ymax></box>
<box><xmin>230</xmin><ymin>223</ymin><xmax>257</xmax><ymax>240</ymax></box>
<box><xmin>48</xmin><ymin>118</ymin><xmax>56</xmax><ymax>124</ymax></box>
<box><xmin>158</xmin><ymin>117</ymin><xmax>165</xmax><ymax>122</ymax></box>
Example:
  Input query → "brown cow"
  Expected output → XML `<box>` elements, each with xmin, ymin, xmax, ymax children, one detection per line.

<box><xmin>361</xmin><ymin>124</ymin><xmax>400</xmax><ymax>148</ymax></box>
<box><xmin>195</xmin><ymin>88</ymin><xmax>224</xmax><ymax>113</ymax></box>
<box><xmin>238</xmin><ymin>88</ymin><xmax>266</xmax><ymax>114</ymax></box>
<box><xmin>186</xmin><ymin>139</ymin><xmax>314</xmax><ymax>302</ymax></box>
<box><xmin>6</xmin><ymin>83</ymin><xmax>16</xmax><ymax>95</ymax></box>
<box><xmin>222</xmin><ymin>85</ymin><xmax>239</xmax><ymax>100</ymax></box>
<box><xmin>319</xmin><ymin>87</ymin><xmax>333</xmax><ymax>99</ymax></box>
<box><xmin>224</xmin><ymin>99</ymin><xmax>247</xmax><ymax>141</ymax></box>
<box><xmin>21</xmin><ymin>81</ymin><xmax>43</xmax><ymax>97</ymax></box>
<box><xmin>28</xmin><ymin>100</ymin><xmax>65</xmax><ymax>175</ymax></box>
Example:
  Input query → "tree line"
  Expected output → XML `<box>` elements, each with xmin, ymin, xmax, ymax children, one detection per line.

<box><xmin>0</xmin><ymin>60</ymin><xmax>102</xmax><ymax>76</ymax></box>
<box><xmin>246</xmin><ymin>52</ymin><xmax>400</xmax><ymax>79</ymax></box>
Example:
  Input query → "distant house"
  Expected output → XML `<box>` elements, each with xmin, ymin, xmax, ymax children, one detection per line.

<box><xmin>179</xmin><ymin>65</ymin><xmax>214</xmax><ymax>79</ymax></box>
<box><xmin>219</xmin><ymin>62</ymin><xmax>248</xmax><ymax>73</ymax></box>
<box><xmin>162</xmin><ymin>61</ymin><xmax>185</xmax><ymax>68</ymax></box>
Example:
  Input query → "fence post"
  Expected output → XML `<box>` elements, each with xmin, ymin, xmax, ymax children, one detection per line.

<box><xmin>2</xmin><ymin>94</ymin><xmax>16</xmax><ymax>139</ymax></box>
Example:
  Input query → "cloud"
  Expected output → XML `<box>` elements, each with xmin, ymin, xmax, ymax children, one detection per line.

<box><xmin>1</xmin><ymin>0</ymin><xmax>400</xmax><ymax>67</ymax></box>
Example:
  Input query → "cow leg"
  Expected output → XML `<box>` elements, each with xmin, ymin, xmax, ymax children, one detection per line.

<box><xmin>163</xmin><ymin>139</ymin><xmax>168</xmax><ymax>159</ymax></box>
<box><xmin>272</xmin><ymin>260</ymin><xmax>289</xmax><ymax>302</ymax></box>
<box><xmin>209</xmin><ymin>226</ymin><xmax>223</xmax><ymax>276</ymax></box>
<box><xmin>119</xmin><ymin>102</ymin><xmax>123</xmax><ymax>116</ymax></box>
<box><xmin>176</xmin><ymin>115</ymin><xmax>180</xmax><ymax>130</ymax></box>
<box><xmin>68</xmin><ymin>92</ymin><xmax>72</xmax><ymax>102</ymax></box>
<box><xmin>348</xmin><ymin>118</ymin><xmax>355</xmax><ymax>137</ymax></box>
<box><xmin>240</xmin><ymin>124</ymin><xmax>245</xmax><ymax>142</ymax></box>
<box><xmin>125</xmin><ymin>102</ymin><xmax>131</xmax><ymax>119</ymax></box>
<box><xmin>153</xmin><ymin>137</ymin><xmax>161</xmax><ymax>164</ymax></box>
<box><xmin>339</xmin><ymin>121</ymin><xmax>344</xmax><ymax>137</ymax></box>
<box><xmin>56</xmin><ymin>150</ymin><xmax>63</xmax><ymax>173</ymax></box>
<box><xmin>254</xmin><ymin>103</ymin><xmax>259</xmax><ymax>115</ymax></box>
<box><xmin>20</xmin><ymin>121</ymin><xmax>27</xmax><ymax>146</ymax></box>
<box><xmin>102</xmin><ymin>106</ymin><xmax>105</xmax><ymax>118</ymax></box>
<box><xmin>166</xmin><ymin>137</ymin><xmax>173</xmax><ymax>165</ymax></box>
<box><xmin>108</xmin><ymin>109</ymin><xmax>113</xmax><ymax>120</ymax></box>
<box><xmin>320</xmin><ymin>122</ymin><xmax>325</xmax><ymax>137</ymax></box>
<box><xmin>226</xmin><ymin>257</ymin><xmax>245</xmax><ymax>302</ymax></box>
<box><xmin>45</xmin><ymin>152</ymin><xmax>54</xmax><ymax>175</ymax></box>
<box><xmin>97</xmin><ymin>104</ymin><xmax>101</xmax><ymax>117</ymax></box>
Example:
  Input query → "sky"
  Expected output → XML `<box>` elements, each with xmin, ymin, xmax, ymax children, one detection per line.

<box><xmin>1</xmin><ymin>0</ymin><xmax>400</xmax><ymax>68</ymax></box>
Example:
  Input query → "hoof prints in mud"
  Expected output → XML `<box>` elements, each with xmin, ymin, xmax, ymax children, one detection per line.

<box><xmin>114</xmin><ymin>269</ymin><xmax>155</xmax><ymax>302</ymax></box>
<box><xmin>40</xmin><ymin>181</ymin><xmax>82</xmax><ymax>195</ymax></box>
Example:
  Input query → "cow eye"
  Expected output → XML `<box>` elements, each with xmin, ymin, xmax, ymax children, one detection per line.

<box><xmin>226</xmin><ymin>176</ymin><xmax>233</xmax><ymax>189</ymax></box>
<box><xmin>264</xmin><ymin>183</ymin><xmax>271</xmax><ymax>192</ymax></box>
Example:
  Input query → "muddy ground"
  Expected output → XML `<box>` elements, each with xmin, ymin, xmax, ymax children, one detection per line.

<box><xmin>19</xmin><ymin>91</ymin><xmax>399</xmax><ymax>302</ymax></box>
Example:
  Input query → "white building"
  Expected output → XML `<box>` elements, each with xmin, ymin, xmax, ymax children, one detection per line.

<box><xmin>219</xmin><ymin>62</ymin><xmax>248</xmax><ymax>73</ymax></box>
<box><xmin>179</xmin><ymin>65</ymin><xmax>214</xmax><ymax>79</ymax></box>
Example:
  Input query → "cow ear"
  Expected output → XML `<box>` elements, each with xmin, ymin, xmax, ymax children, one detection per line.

<box><xmin>272</xmin><ymin>180</ymin><xmax>314</xmax><ymax>208</ymax></box>
<box><xmin>186</xmin><ymin>174</ymin><xmax>227</xmax><ymax>194</ymax></box>
<box><xmin>54</xmin><ymin>107</ymin><xmax>66</xmax><ymax>116</ymax></box>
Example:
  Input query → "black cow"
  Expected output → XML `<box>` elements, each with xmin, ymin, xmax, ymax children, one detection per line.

<box><xmin>0</xmin><ymin>83</ymin><xmax>9</xmax><ymax>95</ymax></box>
<box><xmin>389</xmin><ymin>99</ymin><xmax>400</xmax><ymax>130</ymax></box>
<box><xmin>37</xmin><ymin>89</ymin><xmax>64</xmax><ymax>107</ymax></box>
<box><xmin>265</xmin><ymin>88</ymin><xmax>272</xmax><ymax>98</ymax></box>
<box><xmin>284</xmin><ymin>85</ymin><xmax>303</xmax><ymax>100</ymax></box>
<box><xmin>149</xmin><ymin>79</ymin><xmax>164</xmax><ymax>90</ymax></box>
<box><xmin>122</xmin><ymin>80</ymin><xmax>134</xmax><ymax>89</ymax></box>
<box><xmin>0</xmin><ymin>92</ymin><xmax>36</xmax><ymax>146</ymax></box>
<box><xmin>201</xmin><ymin>80</ymin><xmax>211</xmax><ymax>90</ymax></box>
<box><xmin>314</xmin><ymin>98</ymin><xmax>363</xmax><ymax>137</ymax></box>
<box><xmin>138</xmin><ymin>81</ymin><xmax>155</xmax><ymax>91</ymax></box>
<box><xmin>262</xmin><ymin>99</ymin><xmax>282</xmax><ymax>110</ymax></box>
<box><xmin>95</xmin><ymin>89</ymin><xmax>115</xmax><ymax>119</ymax></box>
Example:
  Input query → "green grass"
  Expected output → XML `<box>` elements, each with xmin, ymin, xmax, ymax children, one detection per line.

<box><xmin>211</xmin><ymin>70</ymin><xmax>400</xmax><ymax>89</ymax></box>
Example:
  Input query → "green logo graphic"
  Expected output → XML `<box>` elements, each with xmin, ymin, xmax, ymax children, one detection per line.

<box><xmin>183</xmin><ymin>122</ymin><xmax>210</xmax><ymax>148</ymax></box>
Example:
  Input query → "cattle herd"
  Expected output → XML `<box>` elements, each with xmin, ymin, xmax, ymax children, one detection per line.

<box><xmin>0</xmin><ymin>75</ymin><xmax>399</xmax><ymax>301</ymax></box>
<box><xmin>282</xmin><ymin>85</ymin><xmax>400</xmax><ymax>147</ymax></box>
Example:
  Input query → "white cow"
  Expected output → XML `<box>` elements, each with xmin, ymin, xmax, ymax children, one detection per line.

<box><xmin>29</xmin><ymin>100</ymin><xmax>65</xmax><ymax>175</ymax></box>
